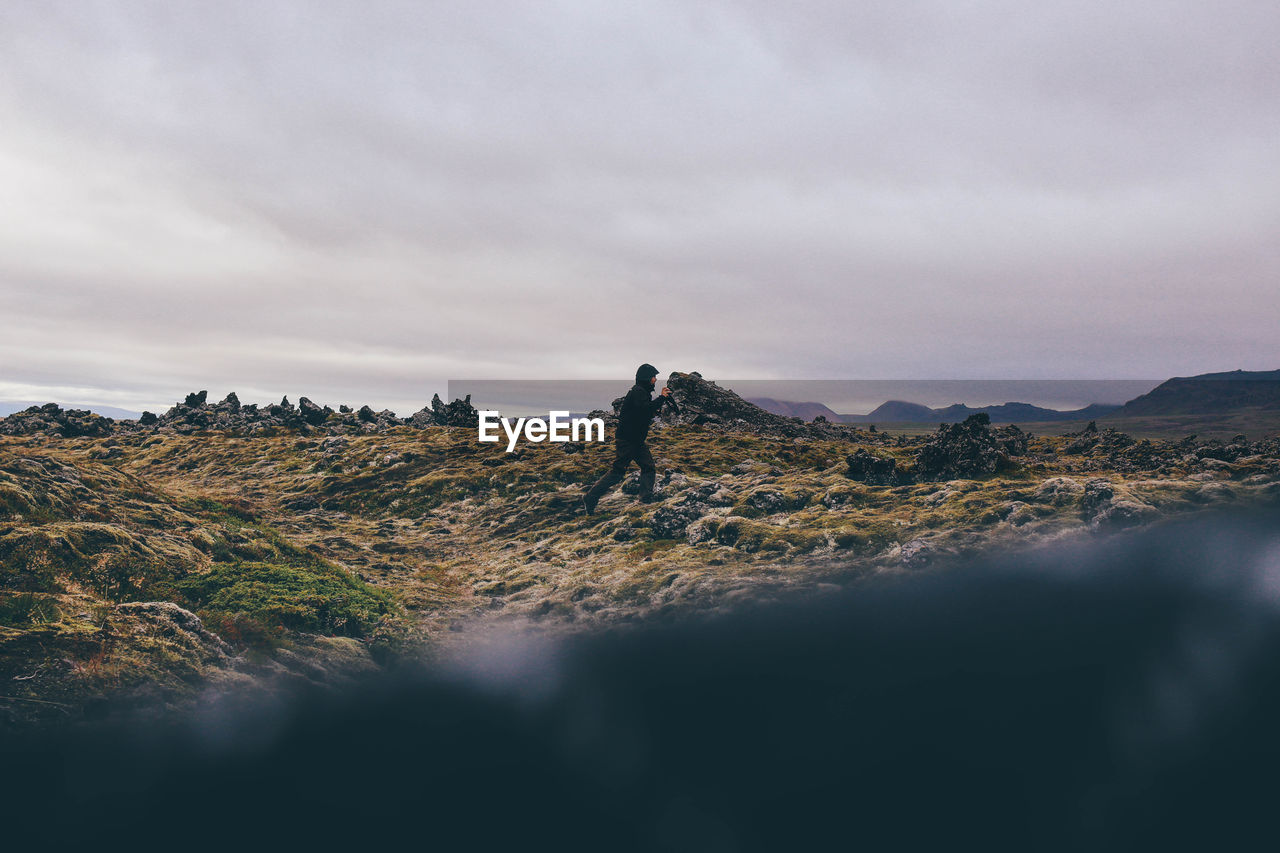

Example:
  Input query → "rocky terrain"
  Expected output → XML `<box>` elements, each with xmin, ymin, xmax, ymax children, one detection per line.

<box><xmin>0</xmin><ymin>389</ymin><xmax>481</xmax><ymax>439</ymax></box>
<box><xmin>3</xmin><ymin>373</ymin><xmax>1279</xmax><ymax>726</ymax></box>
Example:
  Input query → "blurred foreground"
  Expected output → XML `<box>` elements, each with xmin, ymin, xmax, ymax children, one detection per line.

<box><xmin>6</xmin><ymin>509</ymin><xmax>1280</xmax><ymax>850</ymax></box>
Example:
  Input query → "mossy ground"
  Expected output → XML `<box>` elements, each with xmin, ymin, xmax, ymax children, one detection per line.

<box><xmin>2</xmin><ymin>420</ymin><xmax>1278</xmax><ymax>723</ymax></box>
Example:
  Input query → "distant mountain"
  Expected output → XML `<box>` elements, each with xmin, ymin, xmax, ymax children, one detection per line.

<box><xmin>744</xmin><ymin>395</ymin><xmax>1122</xmax><ymax>424</ymax></box>
<box><xmin>857</xmin><ymin>400</ymin><xmax>937</xmax><ymax>422</ymax></box>
<box><xmin>838</xmin><ymin>400</ymin><xmax>1119</xmax><ymax>424</ymax></box>
<box><xmin>1112</xmin><ymin>369</ymin><xmax>1280</xmax><ymax>417</ymax></box>
<box><xmin>0</xmin><ymin>401</ymin><xmax>143</xmax><ymax>419</ymax></box>
<box><xmin>1179</xmin><ymin>369</ymin><xmax>1280</xmax><ymax>381</ymax></box>
<box><xmin>744</xmin><ymin>398</ymin><xmax>843</xmax><ymax>421</ymax></box>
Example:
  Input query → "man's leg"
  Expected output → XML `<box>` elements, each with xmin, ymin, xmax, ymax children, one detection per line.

<box><xmin>583</xmin><ymin>441</ymin><xmax>635</xmax><ymax>512</ymax></box>
<box><xmin>635</xmin><ymin>441</ymin><xmax>657</xmax><ymax>498</ymax></box>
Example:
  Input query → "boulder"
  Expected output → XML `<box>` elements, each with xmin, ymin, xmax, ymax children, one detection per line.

<box><xmin>1032</xmin><ymin>477</ymin><xmax>1085</xmax><ymax>506</ymax></box>
<box><xmin>441</xmin><ymin>394</ymin><xmax>479</xmax><ymax>427</ymax></box>
<box><xmin>650</xmin><ymin>502</ymin><xmax>708</xmax><ymax>539</ymax></box>
<box><xmin>845</xmin><ymin>449</ymin><xmax>901</xmax><ymax>485</ymax></box>
<box><xmin>914</xmin><ymin>413</ymin><xmax>1016</xmax><ymax>481</ymax></box>
<box><xmin>298</xmin><ymin>397</ymin><xmax>329</xmax><ymax>426</ymax></box>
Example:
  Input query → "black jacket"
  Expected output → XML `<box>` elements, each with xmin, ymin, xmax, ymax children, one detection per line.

<box><xmin>617</xmin><ymin>382</ymin><xmax>667</xmax><ymax>444</ymax></box>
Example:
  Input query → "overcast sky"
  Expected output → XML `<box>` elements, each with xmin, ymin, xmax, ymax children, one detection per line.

<box><xmin>2</xmin><ymin>1</ymin><xmax>1277</xmax><ymax>414</ymax></box>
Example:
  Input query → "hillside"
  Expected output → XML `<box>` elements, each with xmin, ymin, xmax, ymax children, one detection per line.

<box><xmin>2</xmin><ymin>372</ymin><xmax>1279</xmax><ymax>724</ymax></box>
<box><xmin>1113</xmin><ymin>369</ymin><xmax>1280</xmax><ymax>416</ymax></box>
<box><xmin>745</xmin><ymin>398</ymin><xmax>842</xmax><ymax>421</ymax></box>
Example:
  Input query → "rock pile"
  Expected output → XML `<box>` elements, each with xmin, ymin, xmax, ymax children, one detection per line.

<box><xmin>1078</xmin><ymin>478</ymin><xmax>1156</xmax><ymax>527</ymax></box>
<box><xmin>0</xmin><ymin>403</ymin><xmax>115</xmax><ymax>438</ymax></box>
<box><xmin>1064</xmin><ymin>422</ymin><xmax>1135</xmax><ymax>456</ymax></box>
<box><xmin>649</xmin><ymin>483</ymin><xmax>730</xmax><ymax>540</ymax></box>
<box><xmin>0</xmin><ymin>391</ymin><xmax>481</xmax><ymax>437</ymax></box>
<box><xmin>844</xmin><ymin>449</ymin><xmax>903</xmax><ymax>485</ymax></box>
<box><xmin>913</xmin><ymin>414</ymin><xmax>1026</xmax><ymax>481</ymax></box>
<box><xmin>1053</xmin><ymin>423</ymin><xmax>1280</xmax><ymax>475</ymax></box>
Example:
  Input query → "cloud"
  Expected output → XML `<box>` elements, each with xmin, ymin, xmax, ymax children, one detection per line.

<box><xmin>1</xmin><ymin>1</ymin><xmax>1277</xmax><ymax>408</ymax></box>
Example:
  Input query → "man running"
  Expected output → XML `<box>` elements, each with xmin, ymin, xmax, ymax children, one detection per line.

<box><xmin>581</xmin><ymin>363</ymin><xmax>674</xmax><ymax>514</ymax></box>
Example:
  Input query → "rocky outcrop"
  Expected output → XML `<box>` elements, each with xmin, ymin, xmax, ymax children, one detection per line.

<box><xmin>0</xmin><ymin>391</ymin><xmax>480</xmax><ymax>437</ymax></box>
<box><xmin>0</xmin><ymin>403</ymin><xmax>115</xmax><ymax>438</ymax></box>
<box><xmin>438</xmin><ymin>394</ymin><xmax>480</xmax><ymax>427</ymax></box>
<box><xmin>1078</xmin><ymin>479</ymin><xmax>1156</xmax><ymax>527</ymax></box>
<box><xmin>299</xmin><ymin>397</ymin><xmax>329</xmax><ymax>426</ymax></box>
<box><xmin>913</xmin><ymin>414</ymin><xmax>1025</xmax><ymax>481</ymax></box>
<box><xmin>650</xmin><ymin>499</ymin><xmax>712</xmax><ymax>541</ymax></box>
<box><xmin>1052</xmin><ymin>423</ymin><xmax>1280</xmax><ymax>476</ymax></box>
<box><xmin>845</xmin><ymin>449</ymin><xmax>903</xmax><ymax>485</ymax></box>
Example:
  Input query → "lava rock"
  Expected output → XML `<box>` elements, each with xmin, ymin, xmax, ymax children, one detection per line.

<box><xmin>298</xmin><ymin>397</ymin><xmax>329</xmax><ymax>426</ymax></box>
<box><xmin>845</xmin><ymin>449</ymin><xmax>901</xmax><ymax>486</ymax></box>
<box><xmin>441</xmin><ymin>395</ymin><xmax>479</xmax><ymax>428</ymax></box>
<box><xmin>650</xmin><ymin>501</ymin><xmax>709</xmax><ymax>539</ymax></box>
<box><xmin>1032</xmin><ymin>477</ymin><xmax>1085</xmax><ymax>506</ymax></box>
<box><xmin>914</xmin><ymin>414</ymin><xmax>1017</xmax><ymax>481</ymax></box>
<box><xmin>1080</xmin><ymin>479</ymin><xmax>1118</xmax><ymax>523</ymax></box>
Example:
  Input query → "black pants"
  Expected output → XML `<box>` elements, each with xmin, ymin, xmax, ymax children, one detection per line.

<box><xmin>585</xmin><ymin>438</ymin><xmax>655</xmax><ymax>502</ymax></box>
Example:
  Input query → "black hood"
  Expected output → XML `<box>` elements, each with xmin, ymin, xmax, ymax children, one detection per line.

<box><xmin>635</xmin><ymin>363</ymin><xmax>659</xmax><ymax>386</ymax></box>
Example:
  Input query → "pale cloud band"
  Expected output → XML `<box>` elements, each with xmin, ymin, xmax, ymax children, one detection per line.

<box><xmin>2</xmin><ymin>1</ymin><xmax>1277</xmax><ymax>411</ymax></box>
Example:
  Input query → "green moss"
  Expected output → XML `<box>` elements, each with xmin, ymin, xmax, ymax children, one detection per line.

<box><xmin>830</xmin><ymin>519</ymin><xmax>901</xmax><ymax>554</ymax></box>
<box><xmin>0</xmin><ymin>592</ymin><xmax>63</xmax><ymax>626</ymax></box>
<box><xmin>625</xmin><ymin>539</ymin><xmax>682</xmax><ymax>559</ymax></box>
<box><xmin>0</xmin><ymin>483</ymin><xmax>38</xmax><ymax>519</ymax></box>
<box><xmin>175</xmin><ymin>560</ymin><xmax>393</xmax><ymax>638</ymax></box>
<box><xmin>185</xmin><ymin>495</ymin><xmax>257</xmax><ymax>523</ymax></box>
<box><xmin>0</xmin><ymin>528</ymin><xmax>70</xmax><ymax>591</ymax></box>
<box><xmin>776</xmin><ymin>528</ymin><xmax>827</xmax><ymax>552</ymax></box>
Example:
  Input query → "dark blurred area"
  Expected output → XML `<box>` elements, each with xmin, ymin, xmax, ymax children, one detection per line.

<box><xmin>6</xmin><ymin>510</ymin><xmax>1280</xmax><ymax>851</ymax></box>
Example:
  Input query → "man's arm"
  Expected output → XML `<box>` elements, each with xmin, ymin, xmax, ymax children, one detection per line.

<box><xmin>649</xmin><ymin>389</ymin><xmax>672</xmax><ymax>416</ymax></box>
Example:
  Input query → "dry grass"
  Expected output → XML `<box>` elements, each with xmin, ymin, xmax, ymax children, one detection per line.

<box><xmin>2</xmin><ymin>419</ymin><xmax>1278</xmax><ymax>721</ymax></box>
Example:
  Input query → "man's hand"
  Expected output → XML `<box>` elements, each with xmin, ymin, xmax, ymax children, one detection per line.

<box><xmin>660</xmin><ymin>387</ymin><xmax>672</xmax><ymax>397</ymax></box>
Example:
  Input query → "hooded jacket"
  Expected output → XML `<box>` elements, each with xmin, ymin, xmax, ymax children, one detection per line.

<box><xmin>617</xmin><ymin>366</ymin><xmax>666</xmax><ymax>443</ymax></box>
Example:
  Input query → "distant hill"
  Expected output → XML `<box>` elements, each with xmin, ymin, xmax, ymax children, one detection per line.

<box><xmin>0</xmin><ymin>400</ymin><xmax>143</xmax><ymax>419</ymax></box>
<box><xmin>744</xmin><ymin>398</ymin><xmax>842</xmax><ymax>421</ymax></box>
<box><xmin>858</xmin><ymin>401</ymin><xmax>937</xmax><ymax>422</ymax></box>
<box><xmin>1112</xmin><ymin>369</ymin><xmax>1280</xmax><ymax>417</ymax></box>
<box><xmin>1179</xmin><ymin>369</ymin><xmax>1280</xmax><ymax>381</ymax></box>
<box><xmin>744</xmin><ymin>396</ymin><xmax>1119</xmax><ymax>424</ymax></box>
<box><xmin>839</xmin><ymin>400</ymin><xmax>1119</xmax><ymax>424</ymax></box>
